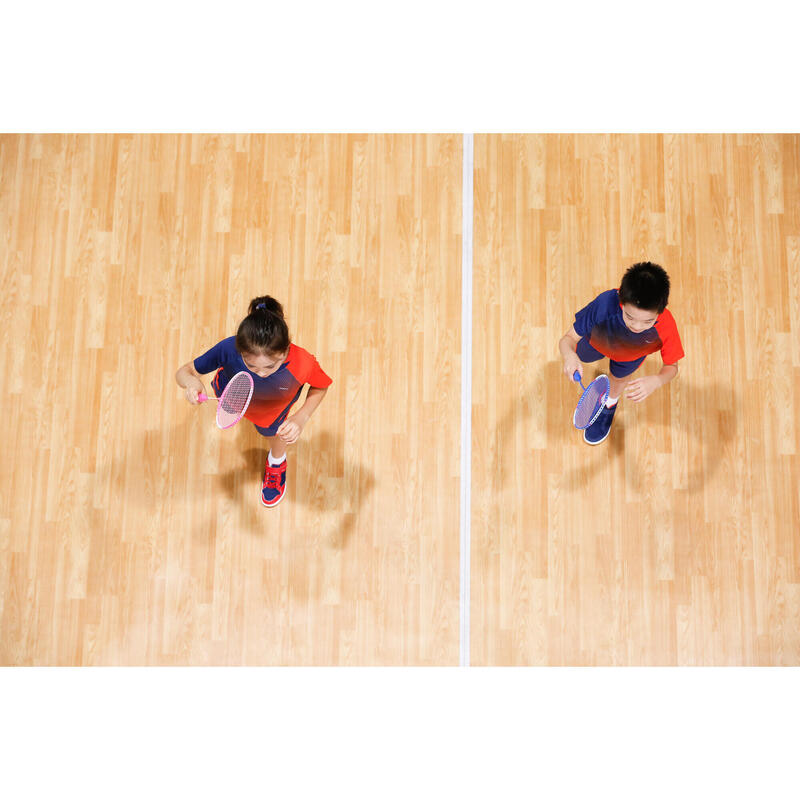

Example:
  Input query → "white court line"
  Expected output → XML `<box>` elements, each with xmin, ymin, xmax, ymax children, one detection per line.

<box><xmin>460</xmin><ymin>133</ymin><xmax>473</xmax><ymax>667</ymax></box>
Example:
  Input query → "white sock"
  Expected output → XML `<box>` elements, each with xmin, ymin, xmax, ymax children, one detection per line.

<box><xmin>268</xmin><ymin>451</ymin><xmax>286</xmax><ymax>466</ymax></box>
<box><xmin>605</xmin><ymin>396</ymin><xmax>619</xmax><ymax>408</ymax></box>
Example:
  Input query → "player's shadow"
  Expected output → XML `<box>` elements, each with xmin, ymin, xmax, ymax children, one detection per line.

<box><xmin>296</xmin><ymin>430</ymin><xmax>376</xmax><ymax>549</ymax></box>
<box><xmin>649</xmin><ymin>379</ymin><xmax>737</xmax><ymax>496</ymax></box>
<box><xmin>495</xmin><ymin>360</ymin><xmax>615</xmax><ymax>491</ymax></box>
<box><xmin>93</xmin><ymin>415</ymin><xmax>199</xmax><ymax>513</ymax></box>
<box><xmin>494</xmin><ymin>371</ymin><xmax>542</xmax><ymax>490</ymax></box>
<box><xmin>495</xmin><ymin>363</ymin><xmax>736</xmax><ymax>496</ymax></box>
<box><xmin>216</xmin><ymin>427</ymin><xmax>374</xmax><ymax>549</ymax></box>
<box><xmin>558</xmin><ymin>376</ymin><xmax>736</xmax><ymax>494</ymax></box>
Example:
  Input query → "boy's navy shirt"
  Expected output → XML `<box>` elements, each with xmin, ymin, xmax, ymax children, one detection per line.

<box><xmin>574</xmin><ymin>289</ymin><xmax>685</xmax><ymax>365</ymax></box>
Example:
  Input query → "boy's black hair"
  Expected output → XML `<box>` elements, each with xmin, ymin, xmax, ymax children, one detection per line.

<box><xmin>236</xmin><ymin>295</ymin><xmax>291</xmax><ymax>356</ymax></box>
<box><xmin>618</xmin><ymin>262</ymin><xmax>670</xmax><ymax>314</ymax></box>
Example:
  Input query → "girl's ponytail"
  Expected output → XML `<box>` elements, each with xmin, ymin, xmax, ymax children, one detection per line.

<box><xmin>248</xmin><ymin>295</ymin><xmax>285</xmax><ymax>319</ymax></box>
<box><xmin>237</xmin><ymin>295</ymin><xmax>291</xmax><ymax>355</ymax></box>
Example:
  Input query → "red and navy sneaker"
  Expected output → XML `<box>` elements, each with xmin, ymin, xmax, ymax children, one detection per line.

<box><xmin>583</xmin><ymin>402</ymin><xmax>618</xmax><ymax>445</ymax></box>
<box><xmin>261</xmin><ymin>457</ymin><xmax>287</xmax><ymax>507</ymax></box>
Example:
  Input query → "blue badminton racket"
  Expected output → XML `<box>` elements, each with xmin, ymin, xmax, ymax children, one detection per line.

<box><xmin>572</xmin><ymin>371</ymin><xmax>610</xmax><ymax>429</ymax></box>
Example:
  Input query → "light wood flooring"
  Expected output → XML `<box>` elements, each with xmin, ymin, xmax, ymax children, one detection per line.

<box><xmin>1</xmin><ymin>134</ymin><xmax>798</xmax><ymax>665</ymax></box>
<box><xmin>473</xmin><ymin>134</ymin><xmax>800</xmax><ymax>664</ymax></box>
<box><xmin>0</xmin><ymin>134</ymin><xmax>462</xmax><ymax>664</ymax></box>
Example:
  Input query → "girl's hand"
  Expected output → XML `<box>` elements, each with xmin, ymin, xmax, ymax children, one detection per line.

<box><xmin>185</xmin><ymin>380</ymin><xmax>205</xmax><ymax>405</ymax></box>
<box><xmin>276</xmin><ymin>415</ymin><xmax>306</xmax><ymax>445</ymax></box>
<box><xmin>625</xmin><ymin>375</ymin><xmax>660</xmax><ymax>402</ymax></box>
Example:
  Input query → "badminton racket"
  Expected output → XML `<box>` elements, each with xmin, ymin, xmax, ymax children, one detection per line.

<box><xmin>572</xmin><ymin>370</ymin><xmax>610</xmax><ymax>430</ymax></box>
<box><xmin>198</xmin><ymin>371</ymin><xmax>254</xmax><ymax>429</ymax></box>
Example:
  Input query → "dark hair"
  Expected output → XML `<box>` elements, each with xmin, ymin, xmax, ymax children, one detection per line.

<box><xmin>236</xmin><ymin>295</ymin><xmax>291</xmax><ymax>356</ymax></box>
<box><xmin>619</xmin><ymin>262</ymin><xmax>671</xmax><ymax>314</ymax></box>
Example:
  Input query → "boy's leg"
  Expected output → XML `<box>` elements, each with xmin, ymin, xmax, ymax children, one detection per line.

<box><xmin>607</xmin><ymin>373</ymin><xmax>630</xmax><ymax>403</ymax></box>
<box><xmin>583</xmin><ymin>357</ymin><xmax>643</xmax><ymax>445</ymax></box>
<box><xmin>607</xmin><ymin>355</ymin><xmax>646</xmax><ymax>403</ymax></box>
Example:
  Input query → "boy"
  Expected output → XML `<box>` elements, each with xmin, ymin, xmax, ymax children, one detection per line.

<box><xmin>558</xmin><ymin>262</ymin><xmax>684</xmax><ymax>445</ymax></box>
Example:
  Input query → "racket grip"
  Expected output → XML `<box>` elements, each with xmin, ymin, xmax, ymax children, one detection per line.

<box><xmin>572</xmin><ymin>370</ymin><xmax>581</xmax><ymax>382</ymax></box>
<box><xmin>198</xmin><ymin>392</ymin><xmax>208</xmax><ymax>403</ymax></box>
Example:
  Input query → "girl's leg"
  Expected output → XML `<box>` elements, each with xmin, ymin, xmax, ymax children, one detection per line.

<box><xmin>268</xmin><ymin>435</ymin><xmax>287</xmax><ymax>461</ymax></box>
<box><xmin>262</xmin><ymin>434</ymin><xmax>288</xmax><ymax>508</ymax></box>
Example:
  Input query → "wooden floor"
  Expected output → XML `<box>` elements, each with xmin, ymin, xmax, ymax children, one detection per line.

<box><xmin>1</xmin><ymin>134</ymin><xmax>798</xmax><ymax>665</ymax></box>
<box><xmin>473</xmin><ymin>134</ymin><xmax>800</xmax><ymax>664</ymax></box>
<box><xmin>0</xmin><ymin>134</ymin><xmax>462</xmax><ymax>664</ymax></box>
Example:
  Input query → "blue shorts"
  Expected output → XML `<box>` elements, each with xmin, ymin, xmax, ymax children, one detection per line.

<box><xmin>576</xmin><ymin>337</ymin><xmax>645</xmax><ymax>378</ymax></box>
<box><xmin>254</xmin><ymin>421</ymin><xmax>281</xmax><ymax>437</ymax></box>
<box><xmin>252</xmin><ymin>404</ymin><xmax>295</xmax><ymax>438</ymax></box>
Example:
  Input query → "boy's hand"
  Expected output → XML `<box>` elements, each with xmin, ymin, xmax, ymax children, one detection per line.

<box><xmin>276</xmin><ymin>415</ymin><xmax>306</xmax><ymax>445</ymax></box>
<box><xmin>625</xmin><ymin>375</ymin><xmax>660</xmax><ymax>402</ymax></box>
<box><xmin>563</xmin><ymin>355</ymin><xmax>582</xmax><ymax>382</ymax></box>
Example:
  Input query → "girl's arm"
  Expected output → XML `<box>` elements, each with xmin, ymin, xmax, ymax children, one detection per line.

<box><xmin>276</xmin><ymin>386</ymin><xmax>329</xmax><ymax>444</ymax></box>
<box><xmin>290</xmin><ymin>386</ymin><xmax>328</xmax><ymax>426</ymax></box>
<box><xmin>175</xmin><ymin>360</ymin><xmax>207</xmax><ymax>405</ymax></box>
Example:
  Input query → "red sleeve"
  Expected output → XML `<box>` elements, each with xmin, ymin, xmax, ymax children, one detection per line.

<box><xmin>287</xmin><ymin>344</ymin><xmax>333</xmax><ymax>388</ymax></box>
<box><xmin>306</xmin><ymin>356</ymin><xmax>333</xmax><ymax>388</ymax></box>
<box><xmin>655</xmin><ymin>310</ymin><xmax>685</xmax><ymax>364</ymax></box>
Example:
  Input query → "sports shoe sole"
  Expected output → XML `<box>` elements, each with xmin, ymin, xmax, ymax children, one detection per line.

<box><xmin>583</xmin><ymin>426</ymin><xmax>612</xmax><ymax>445</ymax></box>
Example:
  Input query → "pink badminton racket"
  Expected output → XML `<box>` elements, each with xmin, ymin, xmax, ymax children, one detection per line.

<box><xmin>198</xmin><ymin>371</ymin><xmax>254</xmax><ymax>429</ymax></box>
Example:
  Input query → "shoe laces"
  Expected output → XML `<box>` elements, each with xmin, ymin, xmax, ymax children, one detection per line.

<box><xmin>263</xmin><ymin>465</ymin><xmax>283</xmax><ymax>490</ymax></box>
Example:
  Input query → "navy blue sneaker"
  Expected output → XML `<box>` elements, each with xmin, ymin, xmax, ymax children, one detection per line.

<box><xmin>583</xmin><ymin>402</ymin><xmax>618</xmax><ymax>445</ymax></box>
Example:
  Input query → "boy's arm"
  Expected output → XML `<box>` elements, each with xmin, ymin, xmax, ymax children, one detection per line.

<box><xmin>558</xmin><ymin>325</ymin><xmax>583</xmax><ymax>379</ymax></box>
<box><xmin>558</xmin><ymin>325</ymin><xmax>581</xmax><ymax>355</ymax></box>
<box><xmin>626</xmin><ymin>362</ymin><xmax>678</xmax><ymax>402</ymax></box>
<box><xmin>657</xmin><ymin>363</ymin><xmax>678</xmax><ymax>386</ymax></box>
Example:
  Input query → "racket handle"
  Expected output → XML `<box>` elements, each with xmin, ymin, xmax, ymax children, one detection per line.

<box><xmin>572</xmin><ymin>370</ymin><xmax>585</xmax><ymax>390</ymax></box>
<box><xmin>198</xmin><ymin>392</ymin><xmax>208</xmax><ymax>403</ymax></box>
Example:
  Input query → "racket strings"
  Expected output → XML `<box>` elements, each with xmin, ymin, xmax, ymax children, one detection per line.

<box><xmin>218</xmin><ymin>374</ymin><xmax>252</xmax><ymax>426</ymax></box>
<box><xmin>574</xmin><ymin>377</ymin><xmax>610</xmax><ymax>429</ymax></box>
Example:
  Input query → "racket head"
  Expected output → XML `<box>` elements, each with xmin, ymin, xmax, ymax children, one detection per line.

<box><xmin>573</xmin><ymin>374</ymin><xmax>610</xmax><ymax>430</ymax></box>
<box><xmin>215</xmin><ymin>371</ymin><xmax>254</xmax><ymax>429</ymax></box>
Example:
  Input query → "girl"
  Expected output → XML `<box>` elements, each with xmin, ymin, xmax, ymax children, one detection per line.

<box><xmin>175</xmin><ymin>295</ymin><xmax>332</xmax><ymax>507</ymax></box>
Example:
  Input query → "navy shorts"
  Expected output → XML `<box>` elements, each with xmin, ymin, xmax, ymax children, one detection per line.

<box><xmin>254</xmin><ymin>421</ymin><xmax>281</xmax><ymax>437</ymax></box>
<box><xmin>576</xmin><ymin>337</ymin><xmax>645</xmax><ymax>378</ymax></box>
<box><xmin>252</xmin><ymin>405</ymin><xmax>294</xmax><ymax>438</ymax></box>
